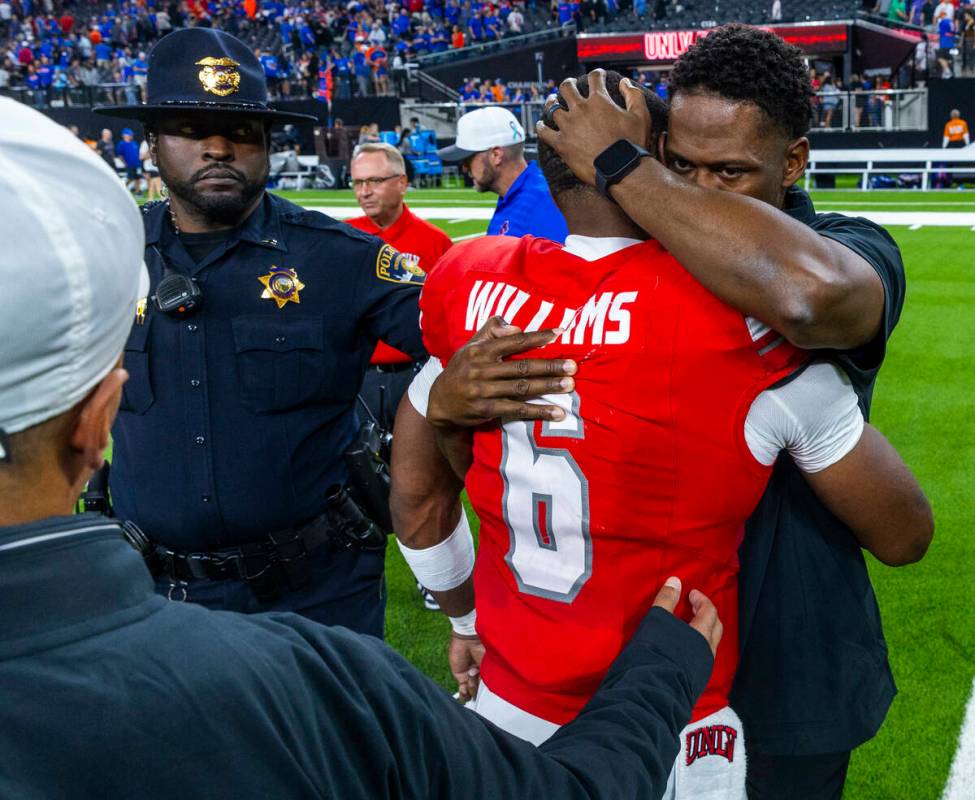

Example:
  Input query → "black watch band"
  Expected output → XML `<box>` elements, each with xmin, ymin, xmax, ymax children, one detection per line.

<box><xmin>593</xmin><ymin>139</ymin><xmax>651</xmax><ymax>198</ymax></box>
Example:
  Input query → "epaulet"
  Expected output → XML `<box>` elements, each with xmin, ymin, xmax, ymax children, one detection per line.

<box><xmin>275</xmin><ymin>198</ymin><xmax>379</xmax><ymax>245</ymax></box>
<box><xmin>141</xmin><ymin>199</ymin><xmax>166</xmax><ymax>216</ymax></box>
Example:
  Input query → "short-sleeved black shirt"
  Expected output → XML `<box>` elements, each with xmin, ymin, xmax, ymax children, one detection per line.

<box><xmin>110</xmin><ymin>193</ymin><xmax>426</xmax><ymax>551</ymax></box>
<box><xmin>731</xmin><ymin>187</ymin><xmax>906</xmax><ymax>756</ymax></box>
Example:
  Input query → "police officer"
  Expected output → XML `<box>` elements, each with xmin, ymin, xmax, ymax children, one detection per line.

<box><xmin>95</xmin><ymin>28</ymin><xmax>425</xmax><ymax>636</ymax></box>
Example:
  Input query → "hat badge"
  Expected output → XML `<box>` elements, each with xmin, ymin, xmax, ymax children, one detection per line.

<box><xmin>196</xmin><ymin>56</ymin><xmax>241</xmax><ymax>97</ymax></box>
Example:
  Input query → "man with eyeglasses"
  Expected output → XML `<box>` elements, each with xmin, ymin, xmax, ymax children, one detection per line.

<box><xmin>438</xmin><ymin>106</ymin><xmax>568</xmax><ymax>244</ymax></box>
<box><xmin>347</xmin><ymin>143</ymin><xmax>453</xmax><ymax>432</ymax></box>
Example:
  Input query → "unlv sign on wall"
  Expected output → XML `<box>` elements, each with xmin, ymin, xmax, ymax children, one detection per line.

<box><xmin>577</xmin><ymin>23</ymin><xmax>849</xmax><ymax>64</ymax></box>
<box><xmin>642</xmin><ymin>30</ymin><xmax>709</xmax><ymax>60</ymax></box>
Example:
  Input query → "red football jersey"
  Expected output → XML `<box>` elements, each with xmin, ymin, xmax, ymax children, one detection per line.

<box><xmin>347</xmin><ymin>203</ymin><xmax>453</xmax><ymax>364</ymax></box>
<box><xmin>420</xmin><ymin>235</ymin><xmax>806</xmax><ymax>725</ymax></box>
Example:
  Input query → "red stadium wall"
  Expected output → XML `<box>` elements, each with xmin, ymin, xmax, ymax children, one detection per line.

<box><xmin>576</xmin><ymin>24</ymin><xmax>849</xmax><ymax>65</ymax></box>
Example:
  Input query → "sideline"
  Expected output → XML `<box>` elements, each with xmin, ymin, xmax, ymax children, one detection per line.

<box><xmin>943</xmin><ymin>677</ymin><xmax>975</xmax><ymax>800</ymax></box>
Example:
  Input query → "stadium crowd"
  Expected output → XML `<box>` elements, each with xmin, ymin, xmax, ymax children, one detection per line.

<box><xmin>0</xmin><ymin>0</ymin><xmax>564</xmax><ymax>105</ymax></box>
<box><xmin>7</xmin><ymin>0</ymin><xmax>971</xmax><ymax>109</ymax></box>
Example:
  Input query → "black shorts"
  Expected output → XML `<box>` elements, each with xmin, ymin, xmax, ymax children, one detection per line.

<box><xmin>937</xmin><ymin>47</ymin><xmax>952</xmax><ymax>60</ymax></box>
<box><xmin>125</xmin><ymin>165</ymin><xmax>141</xmax><ymax>181</ymax></box>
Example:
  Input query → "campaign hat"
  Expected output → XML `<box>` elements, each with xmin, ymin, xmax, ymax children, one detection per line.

<box><xmin>95</xmin><ymin>28</ymin><xmax>316</xmax><ymax>124</ymax></box>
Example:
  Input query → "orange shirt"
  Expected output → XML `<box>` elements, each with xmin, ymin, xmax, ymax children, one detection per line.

<box><xmin>945</xmin><ymin>118</ymin><xmax>969</xmax><ymax>142</ymax></box>
<box><xmin>346</xmin><ymin>204</ymin><xmax>454</xmax><ymax>364</ymax></box>
<box><xmin>452</xmin><ymin>30</ymin><xmax>465</xmax><ymax>48</ymax></box>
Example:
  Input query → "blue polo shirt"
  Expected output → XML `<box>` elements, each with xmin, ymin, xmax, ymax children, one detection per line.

<box><xmin>487</xmin><ymin>160</ymin><xmax>568</xmax><ymax>243</ymax></box>
<box><xmin>939</xmin><ymin>16</ymin><xmax>954</xmax><ymax>49</ymax></box>
<box><xmin>116</xmin><ymin>138</ymin><xmax>141</xmax><ymax>168</ymax></box>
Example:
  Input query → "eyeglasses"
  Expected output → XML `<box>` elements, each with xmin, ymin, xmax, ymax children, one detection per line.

<box><xmin>351</xmin><ymin>175</ymin><xmax>402</xmax><ymax>190</ymax></box>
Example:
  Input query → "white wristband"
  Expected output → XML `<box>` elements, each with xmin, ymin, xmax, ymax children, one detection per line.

<box><xmin>449</xmin><ymin>608</ymin><xmax>477</xmax><ymax>637</ymax></box>
<box><xmin>397</xmin><ymin>511</ymin><xmax>475</xmax><ymax>592</ymax></box>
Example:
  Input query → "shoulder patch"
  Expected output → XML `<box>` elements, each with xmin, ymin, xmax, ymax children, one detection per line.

<box><xmin>376</xmin><ymin>244</ymin><xmax>425</xmax><ymax>285</ymax></box>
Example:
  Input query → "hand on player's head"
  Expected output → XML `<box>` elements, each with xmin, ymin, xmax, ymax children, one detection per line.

<box><xmin>651</xmin><ymin>577</ymin><xmax>722</xmax><ymax>658</ymax></box>
<box><xmin>536</xmin><ymin>69</ymin><xmax>667</xmax><ymax>191</ymax></box>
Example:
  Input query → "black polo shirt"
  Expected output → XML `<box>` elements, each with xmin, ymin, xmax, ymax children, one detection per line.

<box><xmin>110</xmin><ymin>193</ymin><xmax>426</xmax><ymax>550</ymax></box>
<box><xmin>731</xmin><ymin>187</ymin><xmax>906</xmax><ymax>755</ymax></box>
<box><xmin>0</xmin><ymin>513</ymin><xmax>712</xmax><ymax>799</ymax></box>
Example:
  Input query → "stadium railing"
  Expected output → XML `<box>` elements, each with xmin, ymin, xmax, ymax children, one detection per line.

<box><xmin>403</xmin><ymin>91</ymin><xmax>928</xmax><ymax>143</ymax></box>
<box><xmin>1</xmin><ymin>83</ymin><xmax>136</xmax><ymax>109</ymax></box>
<box><xmin>414</xmin><ymin>24</ymin><xmax>577</xmax><ymax>69</ymax></box>
<box><xmin>805</xmin><ymin>147</ymin><xmax>975</xmax><ymax>190</ymax></box>
<box><xmin>812</xmin><ymin>89</ymin><xmax>927</xmax><ymax>133</ymax></box>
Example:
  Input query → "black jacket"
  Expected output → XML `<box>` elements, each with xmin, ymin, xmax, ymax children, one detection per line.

<box><xmin>0</xmin><ymin>513</ymin><xmax>713</xmax><ymax>799</ymax></box>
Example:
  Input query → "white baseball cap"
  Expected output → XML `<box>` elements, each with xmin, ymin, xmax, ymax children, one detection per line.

<box><xmin>437</xmin><ymin>105</ymin><xmax>526</xmax><ymax>162</ymax></box>
<box><xmin>0</xmin><ymin>98</ymin><xmax>149</xmax><ymax>454</ymax></box>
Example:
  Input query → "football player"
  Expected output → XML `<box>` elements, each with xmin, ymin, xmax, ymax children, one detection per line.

<box><xmin>391</xmin><ymin>73</ymin><xmax>932</xmax><ymax>800</ymax></box>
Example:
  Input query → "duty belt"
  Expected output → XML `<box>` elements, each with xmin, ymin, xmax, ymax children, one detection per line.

<box><xmin>139</xmin><ymin>513</ymin><xmax>338</xmax><ymax>600</ymax></box>
<box><xmin>122</xmin><ymin>487</ymin><xmax>388</xmax><ymax>601</ymax></box>
<box><xmin>158</xmin><ymin>516</ymin><xmax>333</xmax><ymax>581</ymax></box>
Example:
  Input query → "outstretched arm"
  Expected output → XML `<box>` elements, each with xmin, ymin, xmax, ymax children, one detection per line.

<box><xmin>291</xmin><ymin>578</ymin><xmax>719</xmax><ymax>799</ymax></box>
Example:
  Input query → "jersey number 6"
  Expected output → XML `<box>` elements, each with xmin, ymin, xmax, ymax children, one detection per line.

<box><xmin>500</xmin><ymin>392</ymin><xmax>592</xmax><ymax>603</ymax></box>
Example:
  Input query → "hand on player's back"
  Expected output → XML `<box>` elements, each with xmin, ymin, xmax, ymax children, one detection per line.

<box><xmin>652</xmin><ymin>577</ymin><xmax>723</xmax><ymax>658</ymax></box>
<box><xmin>426</xmin><ymin>316</ymin><xmax>577</xmax><ymax>428</ymax></box>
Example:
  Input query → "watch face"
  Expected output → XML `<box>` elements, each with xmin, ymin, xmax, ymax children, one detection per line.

<box><xmin>595</xmin><ymin>139</ymin><xmax>641</xmax><ymax>176</ymax></box>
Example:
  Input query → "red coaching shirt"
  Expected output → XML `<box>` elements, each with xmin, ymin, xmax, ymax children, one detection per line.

<box><xmin>420</xmin><ymin>235</ymin><xmax>806</xmax><ymax>725</ymax></box>
<box><xmin>347</xmin><ymin>203</ymin><xmax>453</xmax><ymax>364</ymax></box>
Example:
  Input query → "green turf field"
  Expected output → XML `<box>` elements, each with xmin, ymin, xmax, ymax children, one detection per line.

<box><xmin>274</xmin><ymin>187</ymin><xmax>973</xmax><ymax>799</ymax></box>
<box><xmin>277</xmin><ymin>185</ymin><xmax>975</xmax><ymax>215</ymax></box>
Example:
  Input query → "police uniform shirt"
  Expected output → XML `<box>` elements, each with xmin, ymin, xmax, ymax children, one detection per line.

<box><xmin>487</xmin><ymin>160</ymin><xmax>569</xmax><ymax>244</ymax></box>
<box><xmin>731</xmin><ymin>186</ymin><xmax>906</xmax><ymax>756</ymax></box>
<box><xmin>110</xmin><ymin>193</ymin><xmax>425</xmax><ymax>551</ymax></box>
<box><xmin>0</xmin><ymin>513</ymin><xmax>712</xmax><ymax>800</ymax></box>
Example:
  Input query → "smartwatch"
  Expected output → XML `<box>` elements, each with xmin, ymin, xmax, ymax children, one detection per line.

<box><xmin>593</xmin><ymin>139</ymin><xmax>651</xmax><ymax>197</ymax></box>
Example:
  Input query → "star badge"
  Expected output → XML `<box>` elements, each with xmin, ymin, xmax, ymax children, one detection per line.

<box><xmin>259</xmin><ymin>266</ymin><xmax>305</xmax><ymax>308</ymax></box>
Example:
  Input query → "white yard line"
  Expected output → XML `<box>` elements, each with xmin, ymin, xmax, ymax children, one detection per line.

<box><xmin>942</xmin><ymin>677</ymin><xmax>975</xmax><ymax>800</ymax></box>
<box><xmin>303</xmin><ymin>205</ymin><xmax>496</xmax><ymax>221</ymax></box>
<box><xmin>910</xmin><ymin>224</ymin><xmax>924</xmax><ymax>230</ymax></box>
<box><xmin>814</xmin><ymin>201</ymin><xmax>975</xmax><ymax>208</ymax></box>
<box><xmin>450</xmin><ymin>232</ymin><xmax>484</xmax><ymax>242</ymax></box>
<box><xmin>848</xmin><ymin>211</ymin><xmax>975</xmax><ymax>227</ymax></box>
<box><xmin>304</xmin><ymin>205</ymin><xmax>975</xmax><ymax>227</ymax></box>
